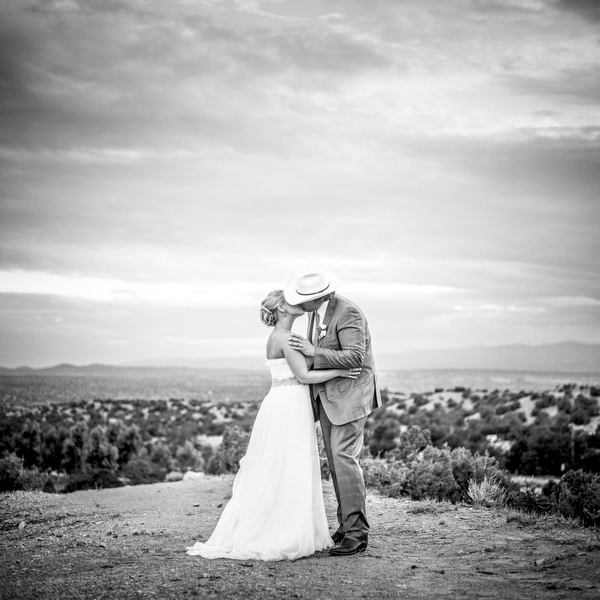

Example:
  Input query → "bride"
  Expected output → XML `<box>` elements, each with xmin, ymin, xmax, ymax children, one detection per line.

<box><xmin>186</xmin><ymin>289</ymin><xmax>360</xmax><ymax>561</ymax></box>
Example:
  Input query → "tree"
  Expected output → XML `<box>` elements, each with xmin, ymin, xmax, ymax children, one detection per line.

<box><xmin>87</xmin><ymin>426</ymin><xmax>118</xmax><ymax>472</ymax></box>
<box><xmin>40</xmin><ymin>426</ymin><xmax>68</xmax><ymax>471</ymax></box>
<box><xmin>107</xmin><ymin>420</ymin><xmax>142</xmax><ymax>467</ymax></box>
<box><xmin>62</xmin><ymin>422</ymin><xmax>89</xmax><ymax>474</ymax></box>
<box><xmin>13</xmin><ymin>420</ymin><xmax>42</xmax><ymax>468</ymax></box>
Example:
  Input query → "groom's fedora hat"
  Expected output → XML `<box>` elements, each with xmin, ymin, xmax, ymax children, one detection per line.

<box><xmin>284</xmin><ymin>269</ymin><xmax>337</xmax><ymax>305</ymax></box>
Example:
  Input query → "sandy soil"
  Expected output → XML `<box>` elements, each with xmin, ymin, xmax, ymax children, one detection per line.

<box><xmin>1</xmin><ymin>476</ymin><xmax>600</xmax><ymax>600</ymax></box>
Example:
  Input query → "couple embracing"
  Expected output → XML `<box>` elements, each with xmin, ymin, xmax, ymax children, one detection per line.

<box><xmin>187</xmin><ymin>269</ymin><xmax>381</xmax><ymax>561</ymax></box>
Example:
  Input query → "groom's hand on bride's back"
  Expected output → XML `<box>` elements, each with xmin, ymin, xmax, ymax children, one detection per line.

<box><xmin>345</xmin><ymin>368</ymin><xmax>362</xmax><ymax>379</ymax></box>
<box><xmin>289</xmin><ymin>332</ymin><xmax>315</xmax><ymax>357</ymax></box>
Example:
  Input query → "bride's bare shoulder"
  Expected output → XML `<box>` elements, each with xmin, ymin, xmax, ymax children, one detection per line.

<box><xmin>271</xmin><ymin>328</ymin><xmax>291</xmax><ymax>345</ymax></box>
<box><xmin>267</xmin><ymin>328</ymin><xmax>290</xmax><ymax>357</ymax></box>
<box><xmin>274</xmin><ymin>327</ymin><xmax>292</xmax><ymax>336</ymax></box>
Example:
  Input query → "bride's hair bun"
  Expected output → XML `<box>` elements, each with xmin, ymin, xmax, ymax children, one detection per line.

<box><xmin>260</xmin><ymin>290</ymin><xmax>284</xmax><ymax>327</ymax></box>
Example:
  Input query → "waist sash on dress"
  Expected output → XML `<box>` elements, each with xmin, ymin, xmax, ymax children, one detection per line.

<box><xmin>271</xmin><ymin>376</ymin><xmax>302</xmax><ymax>387</ymax></box>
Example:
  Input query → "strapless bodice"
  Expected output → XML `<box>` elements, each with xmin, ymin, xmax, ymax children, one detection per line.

<box><xmin>266</xmin><ymin>358</ymin><xmax>302</xmax><ymax>387</ymax></box>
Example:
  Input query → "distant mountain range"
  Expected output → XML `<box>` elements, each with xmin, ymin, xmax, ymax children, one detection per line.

<box><xmin>1</xmin><ymin>342</ymin><xmax>598</xmax><ymax>375</ymax></box>
<box><xmin>375</xmin><ymin>341</ymin><xmax>600</xmax><ymax>373</ymax></box>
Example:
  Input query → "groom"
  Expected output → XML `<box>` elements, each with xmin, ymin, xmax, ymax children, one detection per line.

<box><xmin>285</xmin><ymin>269</ymin><xmax>381</xmax><ymax>556</ymax></box>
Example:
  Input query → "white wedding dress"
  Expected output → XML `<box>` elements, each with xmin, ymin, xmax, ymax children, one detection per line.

<box><xmin>186</xmin><ymin>358</ymin><xmax>332</xmax><ymax>561</ymax></box>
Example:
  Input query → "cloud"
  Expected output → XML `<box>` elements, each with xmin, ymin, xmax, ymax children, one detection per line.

<box><xmin>453</xmin><ymin>303</ymin><xmax>548</xmax><ymax>315</ymax></box>
<box><xmin>506</xmin><ymin>68</ymin><xmax>600</xmax><ymax>105</ymax></box>
<box><xmin>470</xmin><ymin>0</ymin><xmax>546</xmax><ymax>14</ymax></box>
<box><xmin>545</xmin><ymin>295</ymin><xmax>600</xmax><ymax>307</ymax></box>
<box><xmin>1</xmin><ymin>0</ymin><xmax>599</xmax><ymax>365</ymax></box>
<box><xmin>555</xmin><ymin>0</ymin><xmax>600</xmax><ymax>22</ymax></box>
<box><xmin>0</xmin><ymin>269</ymin><xmax>268</xmax><ymax>306</ymax></box>
<box><xmin>0</xmin><ymin>0</ymin><xmax>394</xmax><ymax>161</ymax></box>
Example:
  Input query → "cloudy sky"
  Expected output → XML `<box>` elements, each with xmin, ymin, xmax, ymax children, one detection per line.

<box><xmin>1</xmin><ymin>0</ymin><xmax>599</xmax><ymax>368</ymax></box>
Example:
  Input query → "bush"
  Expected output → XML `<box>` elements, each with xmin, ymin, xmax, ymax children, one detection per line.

<box><xmin>362</xmin><ymin>456</ymin><xmax>409</xmax><ymax>498</ymax></box>
<box><xmin>406</xmin><ymin>446</ymin><xmax>458</xmax><ymax>501</ymax></box>
<box><xmin>368</xmin><ymin>417</ymin><xmax>400</xmax><ymax>457</ymax></box>
<box><xmin>388</xmin><ymin>425</ymin><xmax>432</xmax><ymax>462</ymax></box>
<box><xmin>467</xmin><ymin>476</ymin><xmax>506</xmax><ymax>507</ymax></box>
<box><xmin>40</xmin><ymin>426</ymin><xmax>68</xmax><ymax>472</ymax></box>
<box><xmin>361</xmin><ymin>426</ymin><xmax>507</xmax><ymax>504</ymax></box>
<box><xmin>121</xmin><ymin>455</ymin><xmax>167</xmax><ymax>485</ymax></box>
<box><xmin>17</xmin><ymin>465</ymin><xmax>51</xmax><ymax>492</ymax></box>
<box><xmin>0</xmin><ymin>453</ymin><xmax>23</xmax><ymax>492</ymax></box>
<box><xmin>551</xmin><ymin>470</ymin><xmax>600</xmax><ymax>527</ymax></box>
<box><xmin>206</xmin><ymin>426</ymin><xmax>250</xmax><ymax>475</ymax></box>
<box><xmin>413</xmin><ymin>395</ymin><xmax>429</xmax><ymax>407</ymax></box>
<box><xmin>107</xmin><ymin>421</ymin><xmax>142</xmax><ymax>467</ymax></box>
<box><xmin>149</xmin><ymin>442</ymin><xmax>175</xmax><ymax>471</ymax></box>
<box><xmin>175</xmin><ymin>441</ymin><xmax>205</xmax><ymax>472</ymax></box>
<box><xmin>0</xmin><ymin>453</ymin><xmax>51</xmax><ymax>493</ymax></box>
<box><xmin>61</xmin><ymin>422</ymin><xmax>89</xmax><ymax>474</ymax></box>
<box><xmin>12</xmin><ymin>420</ymin><xmax>43</xmax><ymax>468</ymax></box>
<box><xmin>450</xmin><ymin>447</ymin><xmax>507</xmax><ymax>499</ymax></box>
<box><xmin>62</xmin><ymin>469</ymin><xmax>122</xmax><ymax>493</ymax></box>
<box><xmin>86</xmin><ymin>426</ymin><xmax>118</xmax><ymax>472</ymax></box>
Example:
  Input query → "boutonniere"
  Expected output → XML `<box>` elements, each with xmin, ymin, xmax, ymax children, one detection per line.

<box><xmin>317</xmin><ymin>324</ymin><xmax>327</xmax><ymax>340</ymax></box>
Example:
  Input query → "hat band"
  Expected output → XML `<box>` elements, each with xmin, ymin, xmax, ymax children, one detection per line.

<box><xmin>296</xmin><ymin>283</ymin><xmax>330</xmax><ymax>296</ymax></box>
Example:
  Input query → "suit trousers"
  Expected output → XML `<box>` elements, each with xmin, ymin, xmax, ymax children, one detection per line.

<box><xmin>318</xmin><ymin>397</ymin><xmax>369</xmax><ymax>542</ymax></box>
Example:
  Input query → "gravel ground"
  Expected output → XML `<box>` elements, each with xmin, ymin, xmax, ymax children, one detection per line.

<box><xmin>1</xmin><ymin>476</ymin><xmax>600</xmax><ymax>599</ymax></box>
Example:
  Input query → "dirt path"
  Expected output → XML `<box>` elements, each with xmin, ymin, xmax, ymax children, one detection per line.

<box><xmin>1</xmin><ymin>476</ymin><xmax>599</xmax><ymax>599</ymax></box>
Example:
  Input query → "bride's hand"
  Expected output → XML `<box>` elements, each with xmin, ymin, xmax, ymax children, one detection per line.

<box><xmin>342</xmin><ymin>368</ymin><xmax>362</xmax><ymax>379</ymax></box>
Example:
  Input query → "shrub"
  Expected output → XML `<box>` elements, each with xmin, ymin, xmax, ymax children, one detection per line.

<box><xmin>0</xmin><ymin>453</ymin><xmax>51</xmax><ymax>493</ymax></box>
<box><xmin>368</xmin><ymin>417</ymin><xmax>400</xmax><ymax>457</ymax></box>
<box><xmin>506</xmin><ymin>486</ymin><xmax>552</xmax><ymax>514</ymax></box>
<box><xmin>86</xmin><ymin>426</ymin><xmax>118</xmax><ymax>472</ymax></box>
<box><xmin>550</xmin><ymin>470</ymin><xmax>600</xmax><ymax>527</ymax></box>
<box><xmin>206</xmin><ymin>426</ymin><xmax>250</xmax><ymax>475</ymax></box>
<box><xmin>61</xmin><ymin>422</ymin><xmax>89</xmax><ymax>474</ymax></box>
<box><xmin>406</xmin><ymin>446</ymin><xmax>458</xmax><ymax>501</ymax></box>
<box><xmin>40</xmin><ymin>426</ymin><xmax>68</xmax><ymax>471</ymax></box>
<box><xmin>451</xmin><ymin>448</ymin><xmax>507</xmax><ymax>499</ymax></box>
<box><xmin>12</xmin><ymin>420</ymin><xmax>43</xmax><ymax>468</ymax></box>
<box><xmin>107</xmin><ymin>421</ymin><xmax>142</xmax><ymax>467</ymax></box>
<box><xmin>467</xmin><ymin>476</ymin><xmax>506</xmax><ymax>507</ymax></box>
<box><xmin>362</xmin><ymin>427</ymin><xmax>507</xmax><ymax>504</ymax></box>
<box><xmin>121</xmin><ymin>455</ymin><xmax>166</xmax><ymax>485</ymax></box>
<box><xmin>149</xmin><ymin>442</ymin><xmax>175</xmax><ymax>471</ymax></box>
<box><xmin>0</xmin><ymin>453</ymin><xmax>23</xmax><ymax>492</ymax></box>
<box><xmin>413</xmin><ymin>395</ymin><xmax>429</xmax><ymax>407</ymax></box>
<box><xmin>362</xmin><ymin>456</ymin><xmax>409</xmax><ymax>498</ymax></box>
<box><xmin>62</xmin><ymin>469</ymin><xmax>122</xmax><ymax>493</ymax></box>
<box><xmin>388</xmin><ymin>425</ymin><xmax>432</xmax><ymax>462</ymax></box>
<box><xmin>175</xmin><ymin>441</ymin><xmax>205</xmax><ymax>472</ymax></box>
<box><xmin>17</xmin><ymin>466</ymin><xmax>52</xmax><ymax>492</ymax></box>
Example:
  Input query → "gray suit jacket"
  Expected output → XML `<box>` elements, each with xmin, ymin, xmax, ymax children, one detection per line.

<box><xmin>310</xmin><ymin>294</ymin><xmax>382</xmax><ymax>425</ymax></box>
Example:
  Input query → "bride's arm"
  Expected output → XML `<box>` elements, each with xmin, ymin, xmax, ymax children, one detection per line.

<box><xmin>283</xmin><ymin>343</ymin><xmax>359</xmax><ymax>384</ymax></box>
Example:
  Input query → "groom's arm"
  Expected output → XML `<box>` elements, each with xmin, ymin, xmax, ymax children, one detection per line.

<box><xmin>313</xmin><ymin>305</ymin><xmax>366</xmax><ymax>370</ymax></box>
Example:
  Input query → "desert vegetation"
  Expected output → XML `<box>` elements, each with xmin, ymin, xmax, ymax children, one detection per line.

<box><xmin>362</xmin><ymin>385</ymin><xmax>600</xmax><ymax>526</ymax></box>
<box><xmin>0</xmin><ymin>397</ymin><xmax>256</xmax><ymax>493</ymax></box>
<box><xmin>1</xmin><ymin>380</ymin><xmax>599</xmax><ymax>526</ymax></box>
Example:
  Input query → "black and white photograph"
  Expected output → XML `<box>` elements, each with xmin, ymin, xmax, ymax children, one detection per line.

<box><xmin>1</xmin><ymin>1</ymin><xmax>599</xmax><ymax>598</ymax></box>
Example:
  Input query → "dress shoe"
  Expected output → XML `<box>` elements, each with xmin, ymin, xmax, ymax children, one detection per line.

<box><xmin>331</xmin><ymin>531</ymin><xmax>344</xmax><ymax>545</ymax></box>
<box><xmin>329</xmin><ymin>537</ymin><xmax>367</xmax><ymax>556</ymax></box>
